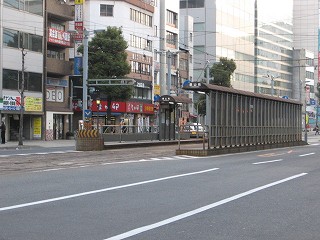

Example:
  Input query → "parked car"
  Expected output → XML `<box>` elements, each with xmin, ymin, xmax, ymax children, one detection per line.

<box><xmin>183</xmin><ymin>123</ymin><xmax>205</xmax><ymax>138</ymax></box>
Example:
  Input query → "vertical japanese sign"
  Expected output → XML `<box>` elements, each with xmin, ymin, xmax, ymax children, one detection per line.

<box><xmin>74</xmin><ymin>0</ymin><xmax>84</xmax><ymax>76</ymax></box>
<box><xmin>33</xmin><ymin>117</ymin><xmax>42</xmax><ymax>139</ymax></box>
<box><xmin>74</xmin><ymin>0</ymin><xmax>84</xmax><ymax>42</ymax></box>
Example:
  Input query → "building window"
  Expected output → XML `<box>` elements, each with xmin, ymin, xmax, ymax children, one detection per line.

<box><xmin>100</xmin><ymin>4</ymin><xmax>114</xmax><ymax>17</ymax></box>
<box><xmin>3</xmin><ymin>28</ymin><xmax>43</xmax><ymax>53</ymax></box>
<box><xmin>47</xmin><ymin>50</ymin><xmax>65</xmax><ymax>60</ymax></box>
<box><xmin>180</xmin><ymin>0</ymin><xmax>205</xmax><ymax>9</ymax></box>
<box><xmin>3</xmin><ymin>69</ymin><xmax>42</xmax><ymax>92</ymax></box>
<box><xmin>4</xmin><ymin>0</ymin><xmax>43</xmax><ymax>16</ymax></box>
<box><xmin>130</xmin><ymin>8</ymin><xmax>152</xmax><ymax>27</ymax></box>
<box><xmin>133</xmin><ymin>88</ymin><xmax>151</xmax><ymax>100</ymax></box>
<box><xmin>30</xmin><ymin>34</ymin><xmax>42</xmax><ymax>52</ymax></box>
<box><xmin>130</xmin><ymin>61</ymin><xmax>151</xmax><ymax>76</ymax></box>
<box><xmin>130</xmin><ymin>34</ymin><xmax>152</xmax><ymax>51</ymax></box>
<box><xmin>167</xmin><ymin>10</ymin><xmax>178</xmax><ymax>28</ymax></box>
<box><xmin>166</xmin><ymin>31</ymin><xmax>177</xmax><ymax>47</ymax></box>
<box><xmin>50</xmin><ymin>22</ymin><xmax>65</xmax><ymax>31</ymax></box>
<box><xmin>3</xmin><ymin>69</ymin><xmax>18</xmax><ymax>90</ymax></box>
<box><xmin>3</xmin><ymin>29</ymin><xmax>19</xmax><ymax>48</ymax></box>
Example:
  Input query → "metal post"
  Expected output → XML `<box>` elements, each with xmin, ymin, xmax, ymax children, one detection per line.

<box><xmin>206</xmin><ymin>61</ymin><xmax>211</xmax><ymax>148</ymax></box>
<box><xmin>96</xmin><ymin>99</ymin><xmax>100</xmax><ymax>133</ymax></box>
<box><xmin>167</xmin><ymin>51</ymin><xmax>172</xmax><ymax>95</ymax></box>
<box><xmin>82</xmin><ymin>29</ymin><xmax>89</xmax><ymax>121</ymax></box>
<box><xmin>271</xmin><ymin>76</ymin><xmax>274</xmax><ymax>96</ymax></box>
<box><xmin>159</xmin><ymin>0</ymin><xmax>166</xmax><ymax>96</ymax></box>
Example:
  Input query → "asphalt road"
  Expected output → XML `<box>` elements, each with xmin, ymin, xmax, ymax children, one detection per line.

<box><xmin>0</xmin><ymin>143</ymin><xmax>319</xmax><ymax>239</ymax></box>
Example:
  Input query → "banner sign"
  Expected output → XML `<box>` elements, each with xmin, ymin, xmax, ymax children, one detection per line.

<box><xmin>48</xmin><ymin>28</ymin><xmax>71</xmax><ymax>47</ymax></box>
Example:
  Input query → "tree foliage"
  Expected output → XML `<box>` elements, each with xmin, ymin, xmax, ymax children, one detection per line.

<box><xmin>195</xmin><ymin>57</ymin><xmax>236</xmax><ymax>115</ymax></box>
<box><xmin>78</xmin><ymin>26</ymin><xmax>133</xmax><ymax>123</ymax></box>
<box><xmin>209</xmin><ymin>57</ymin><xmax>236</xmax><ymax>87</ymax></box>
<box><xmin>316</xmin><ymin>83</ymin><xmax>320</xmax><ymax>103</ymax></box>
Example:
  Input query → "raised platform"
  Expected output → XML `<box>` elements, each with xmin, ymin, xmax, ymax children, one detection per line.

<box><xmin>176</xmin><ymin>141</ymin><xmax>308</xmax><ymax>156</ymax></box>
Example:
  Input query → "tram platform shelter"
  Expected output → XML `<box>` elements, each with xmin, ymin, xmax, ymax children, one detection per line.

<box><xmin>177</xmin><ymin>82</ymin><xmax>306</xmax><ymax>156</ymax></box>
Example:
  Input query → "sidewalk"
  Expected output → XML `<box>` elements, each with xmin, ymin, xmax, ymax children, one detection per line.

<box><xmin>0</xmin><ymin>139</ymin><xmax>76</xmax><ymax>150</ymax></box>
<box><xmin>0</xmin><ymin>133</ymin><xmax>319</xmax><ymax>151</ymax></box>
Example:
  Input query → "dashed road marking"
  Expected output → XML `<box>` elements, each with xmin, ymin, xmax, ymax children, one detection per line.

<box><xmin>299</xmin><ymin>153</ymin><xmax>315</xmax><ymax>157</ymax></box>
<box><xmin>252</xmin><ymin>159</ymin><xmax>283</xmax><ymax>165</ymax></box>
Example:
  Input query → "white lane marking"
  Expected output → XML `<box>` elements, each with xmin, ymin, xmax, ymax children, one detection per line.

<box><xmin>310</xmin><ymin>143</ymin><xmax>319</xmax><ymax>146</ymax></box>
<box><xmin>252</xmin><ymin>159</ymin><xmax>283</xmax><ymax>165</ymax></box>
<box><xmin>299</xmin><ymin>153</ymin><xmax>315</xmax><ymax>157</ymax></box>
<box><xmin>101</xmin><ymin>156</ymin><xmax>198</xmax><ymax>165</ymax></box>
<box><xmin>0</xmin><ymin>168</ymin><xmax>219</xmax><ymax>212</ymax></box>
<box><xmin>104</xmin><ymin>173</ymin><xmax>308</xmax><ymax>240</ymax></box>
<box><xmin>0</xmin><ymin>150</ymin><xmax>81</xmax><ymax>157</ymax></box>
<box><xmin>34</xmin><ymin>168</ymin><xmax>65</xmax><ymax>172</ymax></box>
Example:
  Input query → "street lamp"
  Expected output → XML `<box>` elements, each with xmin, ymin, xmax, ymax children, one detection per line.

<box><xmin>96</xmin><ymin>98</ymin><xmax>101</xmax><ymax>133</ymax></box>
<box><xmin>263</xmin><ymin>73</ymin><xmax>280</xmax><ymax>96</ymax></box>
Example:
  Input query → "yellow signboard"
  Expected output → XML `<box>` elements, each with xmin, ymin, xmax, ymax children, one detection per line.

<box><xmin>75</xmin><ymin>0</ymin><xmax>84</xmax><ymax>4</ymax></box>
<box><xmin>154</xmin><ymin>84</ymin><xmax>160</xmax><ymax>95</ymax></box>
<box><xmin>25</xmin><ymin>97</ymin><xmax>43</xmax><ymax>112</ymax></box>
<box><xmin>33</xmin><ymin>117</ymin><xmax>42</xmax><ymax>138</ymax></box>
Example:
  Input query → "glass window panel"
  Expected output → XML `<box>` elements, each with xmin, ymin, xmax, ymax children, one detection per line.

<box><xmin>20</xmin><ymin>32</ymin><xmax>29</xmax><ymax>49</ymax></box>
<box><xmin>107</xmin><ymin>5</ymin><xmax>113</xmax><ymax>16</ymax></box>
<box><xmin>28</xmin><ymin>72</ymin><xmax>42</xmax><ymax>92</ymax></box>
<box><xmin>100</xmin><ymin>4</ymin><xmax>107</xmax><ymax>16</ymax></box>
<box><xmin>3</xmin><ymin>28</ymin><xmax>19</xmax><ymax>48</ymax></box>
<box><xmin>4</xmin><ymin>0</ymin><xmax>19</xmax><ymax>9</ymax></box>
<box><xmin>25</xmin><ymin>0</ymin><xmax>43</xmax><ymax>16</ymax></box>
<box><xmin>3</xmin><ymin>69</ymin><xmax>18</xmax><ymax>90</ymax></box>
<box><xmin>29</xmin><ymin>34</ymin><xmax>42</xmax><ymax>53</ymax></box>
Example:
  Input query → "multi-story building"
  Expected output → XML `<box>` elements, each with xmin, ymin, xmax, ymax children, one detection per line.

<box><xmin>180</xmin><ymin>0</ymin><xmax>298</xmax><ymax>99</ymax></box>
<box><xmin>70</xmin><ymin>0</ymin><xmax>191</xmax><ymax>130</ymax></box>
<box><xmin>45</xmin><ymin>0</ymin><xmax>74</xmax><ymax>140</ymax></box>
<box><xmin>0</xmin><ymin>0</ymin><xmax>75</xmax><ymax>141</ymax></box>
<box><xmin>0</xmin><ymin>0</ymin><xmax>44</xmax><ymax>141</ymax></box>
<box><xmin>255</xmin><ymin>0</ymin><xmax>294</xmax><ymax>98</ymax></box>
<box><xmin>293</xmin><ymin>0</ymin><xmax>319</xmax><ymax>128</ymax></box>
<box><xmin>180</xmin><ymin>0</ymin><xmax>256</xmax><ymax>92</ymax></box>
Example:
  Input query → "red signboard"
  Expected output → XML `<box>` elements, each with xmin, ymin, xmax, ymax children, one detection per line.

<box><xmin>126</xmin><ymin>102</ymin><xmax>143</xmax><ymax>113</ymax></box>
<box><xmin>48</xmin><ymin>28</ymin><xmax>71</xmax><ymax>47</ymax></box>
<box><xmin>73</xmin><ymin>100</ymin><xmax>156</xmax><ymax>114</ymax></box>
<box><xmin>91</xmin><ymin>101</ymin><xmax>125</xmax><ymax>112</ymax></box>
<box><xmin>74</xmin><ymin>22</ymin><xmax>84</xmax><ymax>41</ymax></box>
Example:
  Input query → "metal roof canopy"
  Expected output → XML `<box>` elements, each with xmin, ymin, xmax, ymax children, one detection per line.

<box><xmin>87</xmin><ymin>79</ymin><xmax>135</xmax><ymax>86</ymax></box>
<box><xmin>183</xmin><ymin>82</ymin><xmax>302</xmax><ymax>105</ymax></box>
<box><xmin>160</xmin><ymin>95</ymin><xmax>192</xmax><ymax>104</ymax></box>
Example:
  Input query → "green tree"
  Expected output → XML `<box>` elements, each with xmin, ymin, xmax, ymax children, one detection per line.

<box><xmin>316</xmin><ymin>83</ymin><xmax>320</xmax><ymax>104</ymax></box>
<box><xmin>195</xmin><ymin>57</ymin><xmax>236</xmax><ymax>115</ymax></box>
<box><xmin>79</xmin><ymin>27</ymin><xmax>132</xmax><ymax>124</ymax></box>
<box><xmin>209</xmin><ymin>57</ymin><xmax>236</xmax><ymax>87</ymax></box>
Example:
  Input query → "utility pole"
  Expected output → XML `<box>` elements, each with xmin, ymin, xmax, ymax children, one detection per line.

<box><xmin>167</xmin><ymin>51</ymin><xmax>172</xmax><ymax>95</ymax></box>
<box><xmin>159</xmin><ymin>0</ymin><xmax>166</xmax><ymax>95</ymax></box>
<box><xmin>19</xmin><ymin>49</ymin><xmax>27</xmax><ymax>146</ymax></box>
<box><xmin>82</xmin><ymin>29</ymin><xmax>89</xmax><ymax>121</ymax></box>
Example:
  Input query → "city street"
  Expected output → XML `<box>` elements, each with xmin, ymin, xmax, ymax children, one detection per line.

<box><xmin>0</xmin><ymin>139</ymin><xmax>320</xmax><ymax>239</ymax></box>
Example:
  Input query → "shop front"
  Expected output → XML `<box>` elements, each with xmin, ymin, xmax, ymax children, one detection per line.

<box><xmin>74</xmin><ymin>100</ymin><xmax>156</xmax><ymax>132</ymax></box>
<box><xmin>1</xmin><ymin>95</ymin><xmax>43</xmax><ymax>141</ymax></box>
